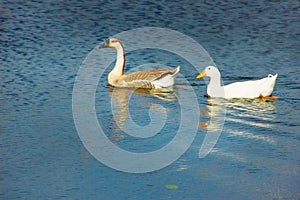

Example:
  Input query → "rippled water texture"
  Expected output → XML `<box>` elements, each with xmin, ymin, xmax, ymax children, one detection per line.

<box><xmin>1</xmin><ymin>1</ymin><xmax>300</xmax><ymax>199</ymax></box>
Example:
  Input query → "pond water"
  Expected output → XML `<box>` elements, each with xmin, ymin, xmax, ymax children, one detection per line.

<box><xmin>1</xmin><ymin>0</ymin><xmax>300</xmax><ymax>199</ymax></box>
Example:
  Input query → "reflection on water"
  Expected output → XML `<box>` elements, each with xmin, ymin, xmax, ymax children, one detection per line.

<box><xmin>199</xmin><ymin>98</ymin><xmax>226</xmax><ymax>158</ymax></box>
<box><xmin>202</xmin><ymin>97</ymin><xmax>277</xmax><ymax>130</ymax></box>
<box><xmin>109</xmin><ymin>88</ymin><xmax>131</xmax><ymax>131</ymax></box>
<box><xmin>108</xmin><ymin>87</ymin><xmax>177</xmax><ymax>134</ymax></box>
<box><xmin>209</xmin><ymin>148</ymin><xmax>248</xmax><ymax>163</ymax></box>
<box><xmin>226</xmin><ymin>128</ymin><xmax>277</xmax><ymax>145</ymax></box>
<box><xmin>225</xmin><ymin>98</ymin><xmax>276</xmax><ymax>125</ymax></box>
<box><xmin>200</xmin><ymin>98</ymin><xmax>227</xmax><ymax>131</ymax></box>
<box><xmin>200</xmin><ymin>97</ymin><xmax>278</xmax><ymax>157</ymax></box>
<box><xmin>224</xmin><ymin>98</ymin><xmax>277</xmax><ymax>145</ymax></box>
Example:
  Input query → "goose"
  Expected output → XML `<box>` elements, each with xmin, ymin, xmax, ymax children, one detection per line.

<box><xmin>196</xmin><ymin>66</ymin><xmax>278</xmax><ymax>99</ymax></box>
<box><xmin>99</xmin><ymin>38</ymin><xmax>180</xmax><ymax>89</ymax></box>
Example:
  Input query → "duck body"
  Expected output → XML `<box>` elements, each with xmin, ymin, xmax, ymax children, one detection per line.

<box><xmin>197</xmin><ymin>66</ymin><xmax>277</xmax><ymax>99</ymax></box>
<box><xmin>99</xmin><ymin>38</ymin><xmax>180</xmax><ymax>89</ymax></box>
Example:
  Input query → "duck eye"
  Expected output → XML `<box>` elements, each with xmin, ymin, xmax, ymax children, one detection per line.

<box><xmin>268</xmin><ymin>74</ymin><xmax>272</xmax><ymax>78</ymax></box>
<box><xmin>208</xmin><ymin>67</ymin><xmax>211</xmax><ymax>70</ymax></box>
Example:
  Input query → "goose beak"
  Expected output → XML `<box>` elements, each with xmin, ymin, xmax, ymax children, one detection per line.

<box><xmin>99</xmin><ymin>39</ymin><xmax>109</xmax><ymax>48</ymax></box>
<box><xmin>196</xmin><ymin>70</ymin><xmax>206</xmax><ymax>79</ymax></box>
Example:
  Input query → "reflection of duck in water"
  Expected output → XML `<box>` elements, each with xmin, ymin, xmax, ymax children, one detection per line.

<box><xmin>199</xmin><ymin>98</ymin><xmax>226</xmax><ymax>131</ymax></box>
<box><xmin>196</xmin><ymin>66</ymin><xmax>278</xmax><ymax>99</ymax></box>
<box><xmin>198</xmin><ymin>97</ymin><xmax>277</xmax><ymax>158</ymax></box>
<box><xmin>200</xmin><ymin>97</ymin><xmax>276</xmax><ymax>130</ymax></box>
<box><xmin>223</xmin><ymin>98</ymin><xmax>276</xmax><ymax>129</ymax></box>
<box><xmin>99</xmin><ymin>38</ymin><xmax>180</xmax><ymax>89</ymax></box>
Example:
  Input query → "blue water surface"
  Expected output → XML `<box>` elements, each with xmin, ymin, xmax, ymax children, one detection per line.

<box><xmin>1</xmin><ymin>0</ymin><xmax>300</xmax><ymax>199</ymax></box>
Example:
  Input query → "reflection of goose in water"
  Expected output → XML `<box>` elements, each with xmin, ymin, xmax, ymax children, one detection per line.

<box><xmin>109</xmin><ymin>87</ymin><xmax>177</xmax><ymax>132</ymax></box>
<box><xmin>196</xmin><ymin>66</ymin><xmax>278</xmax><ymax>99</ymax></box>
<box><xmin>99</xmin><ymin>38</ymin><xmax>180</xmax><ymax>89</ymax></box>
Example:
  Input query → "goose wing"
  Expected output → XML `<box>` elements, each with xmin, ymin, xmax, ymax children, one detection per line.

<box><xmin>121</xmin><ymin>67</ymin><xmax>180</xmax><ymax>88</ymax></box>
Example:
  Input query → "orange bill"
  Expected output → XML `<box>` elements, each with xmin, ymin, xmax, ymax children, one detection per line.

<box><xmin>196</xmin><ymin>71</ymin><xmax>206</xmax><ymax>79</ymax></box>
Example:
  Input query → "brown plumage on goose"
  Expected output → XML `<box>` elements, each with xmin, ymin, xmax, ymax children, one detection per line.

<box><xmin>99</xmin><ymin>38</ymin><xmax>180</xmax><ymax>89</ymax></box>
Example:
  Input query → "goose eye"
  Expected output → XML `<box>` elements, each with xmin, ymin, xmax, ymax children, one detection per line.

<box><xmin>268</xmin><ymin>74</ymin><xmax>272</xmax><ymax>78</ymax></box>
<box><xmin>208</xmin><ymin>67</ymin><xmax>211</xmax><ymax>70</ymax></box>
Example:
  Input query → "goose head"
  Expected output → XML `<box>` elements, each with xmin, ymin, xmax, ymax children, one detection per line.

<box><xmin>196</xmin><ymin>66</ymin><xmax>221</xmax><ymax>79</ymax></box>
<box><xmin>99</xmin><ymin>38</ymin><xmax>123</xmax><ymax>51</ymax></box>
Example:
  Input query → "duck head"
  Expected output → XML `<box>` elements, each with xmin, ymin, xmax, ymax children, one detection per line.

<box><xmin>196</xmin><ymin>66</ymin><xmax>221</xmax><ymax>79</ymax></box>
<box><xmin>99</xmin><ymin>38</ymin><xmax>123</xmax><ymax>51</ymax></box>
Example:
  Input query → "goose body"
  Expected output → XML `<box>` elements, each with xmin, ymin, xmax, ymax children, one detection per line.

<box><xmin>99</xmin><ymin>38</ymin><xmax>180</xmax><ymax>89</ymax></box>
<box><xmin>196</xmin><ymin>66</ymin><xmax>278</xmax><ymax>99</ymax></box>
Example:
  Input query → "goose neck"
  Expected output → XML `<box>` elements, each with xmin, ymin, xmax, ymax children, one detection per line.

<box><xmin>112</xmin><ymin>44</ymin><xmax>125</xmax><ymax>76</ymax></box>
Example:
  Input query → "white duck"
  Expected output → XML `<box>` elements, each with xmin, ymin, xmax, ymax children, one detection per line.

<box><xmin>196</xmin><ymin>66</ymin><xmax>278</xmax><ymax>99</ymax></box>
<box><xmin>99</xmin><ymin>38</ymin><xmax>180</xmax><ymax>89</ymax></box>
